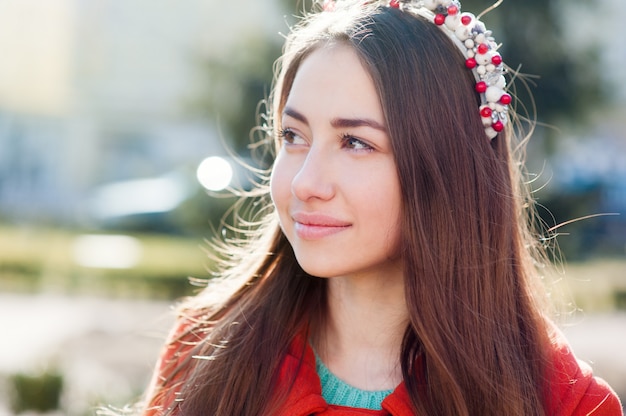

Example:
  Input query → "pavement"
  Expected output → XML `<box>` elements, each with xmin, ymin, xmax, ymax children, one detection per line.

<box><xmin>0</xmin><ymin>293</ymin><xmax>174</xmax><ymax>415</ymax></box>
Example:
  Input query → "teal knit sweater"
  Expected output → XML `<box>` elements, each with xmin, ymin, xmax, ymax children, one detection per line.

<box><xmin>315</xmin><ymin>354</ymin><xmax>394</xmax><ymax>411</ymax></box>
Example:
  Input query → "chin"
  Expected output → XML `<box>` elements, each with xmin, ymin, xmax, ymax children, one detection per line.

<box><xmin>295</xmin><ymin>257</ymin><xmax>343</xmax><ymax>279</ymax></box>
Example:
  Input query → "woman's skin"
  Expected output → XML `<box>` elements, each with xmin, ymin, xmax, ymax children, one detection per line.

<box><xmin>271</xmin><ymin>44</ymin><xmax>409</xmax><ymax>392</ymax></box>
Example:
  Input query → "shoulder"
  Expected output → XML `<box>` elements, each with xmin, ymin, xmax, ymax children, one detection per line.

<box><xmin>546</xmin><ymin>325</ymin><xmax>623</xmax><ymax>415</ymax></box>
<box><xmin>142</xmin><ymin>310</ymin><xmax>213</xmax><ymax>415</ymax></box>
<box><xmin>156</xmin><ymin>309</ymin><xmax>212</xmax><ymax>377</ymax></box>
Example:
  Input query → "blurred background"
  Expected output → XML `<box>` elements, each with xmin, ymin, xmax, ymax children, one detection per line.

<box><xmin>0</xmin><ymin>0</ymin><xmax>624</xmax><ymax>414</ymax></box>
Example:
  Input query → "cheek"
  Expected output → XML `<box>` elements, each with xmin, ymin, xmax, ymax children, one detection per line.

<box><xmin>269</xmin><ymin>154</ymin><xmax>291</xmax><ymax>211</ymax></box>
<box><xmin>375</xmin><ymin>176</ymin><xmax>403</xmax><ymax>248</ymax></box>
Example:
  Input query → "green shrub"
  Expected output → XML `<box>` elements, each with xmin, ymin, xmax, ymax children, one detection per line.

<box><xmin>9</xmin><ymin>370</ymin><xmax>64</xmax><ymax>413</ymax></box>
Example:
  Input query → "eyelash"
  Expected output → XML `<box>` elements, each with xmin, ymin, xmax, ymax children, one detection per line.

<box><xmin>278</xmin><ymin>128</ymin><xmax>302</xmax><ymax>145</ymax></box>
<box><xmin>278</xmin><ymin>128</ymin><xmax>373</xmax><ymax>152</ymax></box>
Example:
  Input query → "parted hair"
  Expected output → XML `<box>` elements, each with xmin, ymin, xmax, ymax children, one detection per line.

<box><xmin>142</xmin><ymin>3</ymin><xmax>551</xmax><ymax>415</ymax></box>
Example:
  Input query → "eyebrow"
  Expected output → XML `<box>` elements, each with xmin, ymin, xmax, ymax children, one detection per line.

<box><xmin>282</xmin><ymin>106</ymin><xmax>387</xmax><ymax>133</ymax></box>
<box><xmin>282</xmin><ymin>107</ymin><xmax>308</xmax><ymax>125</ymax></box>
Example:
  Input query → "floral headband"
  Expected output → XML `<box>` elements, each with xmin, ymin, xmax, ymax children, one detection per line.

<box><xmin>322</xmin><ymin>0</ymin><xmax>509</xmax><ymax>140</ymax></box>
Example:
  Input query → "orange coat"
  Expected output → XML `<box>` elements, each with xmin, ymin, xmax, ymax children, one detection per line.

<box><xmin>145</xmin><ymin>319</ymin><xmax>623</xmax><ymax>415</ymax></box>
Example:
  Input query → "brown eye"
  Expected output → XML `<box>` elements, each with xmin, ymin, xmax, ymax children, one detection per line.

<box><xmin>341</xmin><ymin>134</ymin><xmax>373</xmax><ymax>151</ymax></box>
<box><xmin>279</xmin><ymin>128</ymin><xmax>296</xmax><ymax>143</ymax></box>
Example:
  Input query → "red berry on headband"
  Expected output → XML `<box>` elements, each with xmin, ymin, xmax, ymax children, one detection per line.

<box><xmin>434</xmin><ymin>14</ymin><xmax>446</xmax><ymax>25</ymax></box>
<box><xmin>480</xmin><ymin>107</ymin><xmax>493</xmax><ymax>118</ymax></box>
<box><xmin>461</xmin><ymin>15</ymin><xmax>472</xmax><ymax>25</ymax></box>
<box><xmin>499</xmin><ymin>93</ymin><xmax>512</xmax><ymax>105</ymax></box>
<box><xmin>477</xmin><ymin>43</ymin><xmax>489</xmax><ymax>54</ymax></box>
<box><xmin>465</xmin><ymin>58</ymin><xmax>477</xmax><ymax>69</ymax></box>
<box><xmin>447</xmin><ymin>5</ymin><xmax>459</xmax><ymax>15</ymax></box>
<box><xmin>492</xmin><ymin>120</ymin><xmax>504</xmax><ymax>132</ymax></box>
<box><xmin>491</xmin><ymin>54</ymin><xmax>503</xmax><ymax>65</ymax></box>
<box><xmin>475</xmin><ymin>81</ymin><xmax>487</xmax><ymax>93</ymax></box>
<box><xmin>389</xmin><ymin>0</ymin><xmax>400</xmax><ymax>8</ymax></box>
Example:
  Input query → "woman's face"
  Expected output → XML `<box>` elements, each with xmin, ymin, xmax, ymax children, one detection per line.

<box><xmin>270</xmin><ymin>44</ymin><xmax>403</xmax><ymax>280</ymax></box>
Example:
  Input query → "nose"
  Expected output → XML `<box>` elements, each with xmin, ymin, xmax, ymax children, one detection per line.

<box><xmin>291</xmin><ymin>146</ymin><xmax>335</xmax><ymax>202</ymax></box>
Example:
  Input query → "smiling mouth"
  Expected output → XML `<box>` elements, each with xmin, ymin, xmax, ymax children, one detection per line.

<box><xmin>291</xmin><ymin>213</ymin><xmax>352</xmax><ymax>240</ymax></box>
<box><xmin>293</xmin><ymin>221</ymin><xmax>351</xmax><ymax>240</ymax></box>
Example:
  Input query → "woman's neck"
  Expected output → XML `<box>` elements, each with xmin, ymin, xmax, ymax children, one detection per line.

<box><xmin>314</xmin><ymin>270</ymin><xmax>409</xmax><ymax>391</ymax></box>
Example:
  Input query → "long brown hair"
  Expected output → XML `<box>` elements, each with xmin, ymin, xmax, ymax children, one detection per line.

<box><xmin>145</xmin><ymin>3</ymin><xmax>551</xmax><ymax>415</ymax></box>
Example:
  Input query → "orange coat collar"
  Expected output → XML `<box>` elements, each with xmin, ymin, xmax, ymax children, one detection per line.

<box><xmin>275</xmin><ymin>335</ymin><xmax>416</xmax><ymax>416</ymax></box>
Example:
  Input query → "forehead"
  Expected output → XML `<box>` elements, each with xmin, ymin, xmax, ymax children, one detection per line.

<box><xmin>283</xmin><ymin>43</ymin><xmax>384</xmax><ymax>124</ymax></box>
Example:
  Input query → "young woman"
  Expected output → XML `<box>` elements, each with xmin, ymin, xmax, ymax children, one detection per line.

<box><xmin>139</xmin><ymin>1</ymin><xmax>622</xmax><ymax>415</ymax></box>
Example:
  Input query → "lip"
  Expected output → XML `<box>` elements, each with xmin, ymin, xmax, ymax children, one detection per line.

<box><xmin>291</xmin><ymin>212</ymin><xmax>352</xmax><ymax>240</ymax></box>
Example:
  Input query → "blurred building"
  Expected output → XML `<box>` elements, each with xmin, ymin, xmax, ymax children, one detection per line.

<box><xmin>0</xmin><ymin>0</ymin><xmax>283</xmax><ymax>225</ymax></box>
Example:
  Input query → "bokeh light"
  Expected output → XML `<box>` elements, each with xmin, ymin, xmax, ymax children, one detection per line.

<box><xmin>196</xmin><ymin>156</ymin><xmax>233</xmax><ymax>191</ymax></box>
